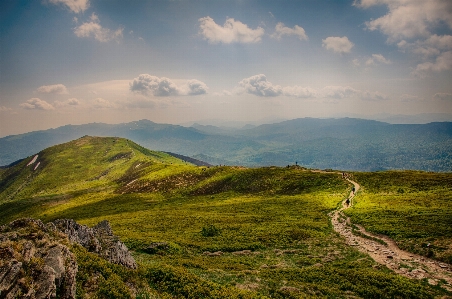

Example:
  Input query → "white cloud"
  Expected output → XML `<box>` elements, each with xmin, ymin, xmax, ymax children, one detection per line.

<box><xmin>37</xmin><ymin>84</ymin><xmax>68</xmax><ymax>94</ymax></box>
<box><xmin>354</xmin><ymin>0</ymin><xmax>452</xmax><ymax>42</ymax></box>
<box><xmin>20</xmin><ymin>98</ymin><xmax>54</xmax><ymax>110</ymax></box>
<box><xmin>433</xmin><ymin>93</ymin><xmax>452</xmax><ymax>101</ymax></box>
<box><xmin>322</xmin><ymin>86</ymin><xmax>359</xmax><ymax>99</ymax></box>
<box><xmin>54</xmin><ymin>98</ymin><xmax>81</xmax><ymax>107</ymax></box>
<box><xmin>74</xmin><ymin>13</ymin><xmax>123</xmax><ymax>42</ymax></box>
<box><xmin>0</xmin><ymin>106</ymin><xmax>12</xmax><ymax>112</ymax></box>
<box><xmin>238</xmin><ymin>74</ymin><xmax>282</xmax><ymax>97</ymax></box>
<box><xmin>238</xmin><ymin>74</ymin><xmax>316</xmax><ymax>98</ymax></box>
<box><xmin>48</xmin><ymin>0</ymin><xmax>89</xmax><ymax>13</ymax></box>
<box><xmin>356</xmin><ymin>1</ymin><xmax>452</xmax><ymax>76</ymax></box>
<box><xmin>93</xmin><ymin>98</ymin><xmax>115</xmax><ymax>108</ymax></box>
<box><xmin>365</xmin><ymin>54</ymin><xmax>391</xmax><ymax>66</ymax></box>
<box><xmin>414</xmin><ymin>51</ymin><xmax>452</xmax><ymax>75</ymax></box>
<box><xmin>282</xmin><ymin>86</ymin><xmax>316</xmax><ymax>98</ymax></box>
<box><xmin>322</xmin><ymin>36</ymin><xmax>354</xmax><ymax>54</ymax></box>
<box><xmin>198</xmin><ymin>16</ymin><xmax>264</xmax><ymax>44</ymax></box>
<box><xmin>271</xmin><ymin>22</ymin><xmax>308</xmax><ymax>41</ymax></box>
<box><xmin>180</xmin><ymin>79</ymin><xmax>209</xmax><ymax>96</ymax></box>
<box><xmin>129</xmin><ymin>74</ymin><xmax>208</xmax><ymax>97</ymax></box>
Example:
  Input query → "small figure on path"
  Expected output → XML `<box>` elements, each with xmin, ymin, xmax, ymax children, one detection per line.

<box><xmin>345</xmin><ymin>198</ymin><xmax>350</xmax><ymax>206</ymax></box>
<box><xmin>352</xmin><ymin>186</ymin><xmax>355</xmax><ymax>194</ymax></box>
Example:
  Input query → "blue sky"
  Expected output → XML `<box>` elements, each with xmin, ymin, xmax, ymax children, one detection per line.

<box><xmin>1</xmin><ymin>0</ymin><xmax>452</xmax><ymax>136</ymax></box>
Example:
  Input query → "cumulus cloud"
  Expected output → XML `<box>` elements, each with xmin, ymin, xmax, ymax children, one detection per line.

<box><xmin>54</xmin><ymin>98</ymin><xmax>81</xmax><ymax>107</ymax></box>
<box><xmin>238</xmin><ymin>74</ymin><xmax>282</xmax><ymax>97</ymax></box>
<box><xmin>20</xmin><ymin>98</ymin><xmax>54</xmax><ymax>110</ymax></box>
<box><xmin>365</xmin><ymin>54</ymin><xmax>392</xmax><ymax>66</ymax></box>
<box><xmin>37</xmin><ymin>84</ymin><xmax>68</xmax><ymax>94</ymax></box>
<box><xmin>414</xmin><ymin>51</ymin><xmax>452</xmax><ymax>75</ymax></box>
<box><xmin>354</xmin><ymin>0</ymin><xmax>452</xmax><ymax>42</ymax></box>
<box><xmin>322</xmin><ymin>86</ymin><xmax>359</xmax><ymax>99</ymax></box>
<box><xmin>181</xmin><ymin>79</ymin><xmax>209</xmax><ymax>96</ymax></box>
<box><xmin>282</xmin><ymin>86</ymin><xmax>316</xmax><ymax>98</ymax></box>
<box><xmin>48</xmin><ymin>0</ymin><xmax>89</xmax><ymax>13</ymax></box>
<box><xmin>236</xmin><ymin>75</ymin><xmax>387</xmax><ymax>101</ymax></box>
<box><xmin>74</xmin><ymin>13</ymin><xmax>123</xmax><ymax>42</ymax></box>
<box><xmin>129</xmin><ymin>74</ymin><xmax>208</xmax><ymax>97</ymax></box>
<box><xmin>238</xmin><ymin>74</ymin><xmax>316</xmax><ymax>98</ymax></box>
<box><xmin>271</xmin><ymin>22</ymin><xmax>308</xmax><ymax>41</ymax></box>
<box><xmin>322</xmin><ymin>36</ymin><xmax>354</xmax><ymax>54</ymax></box>
<box><xmin>433</xmin><ymin>92</ymin><xmax>452</xmax><ymax>101</ymax></box>
<box><xmin>355</xmin><ymin>0</ymin><xmax>452</xmax><ymax>75</ymax></box>
<box><xmin>93</xmin><ymin>98</ymin><xmax>115</xmax><ymax>108</ymax></box>
<box><xmin>198</xmin><ymin>16</ymin><xmax>264</xmax><ymax>44</ymax></box>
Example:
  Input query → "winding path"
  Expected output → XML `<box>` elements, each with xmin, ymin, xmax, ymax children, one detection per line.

<box><xmin>330</xmin><ymin>178</ymin><xmax>452</xmax><ymax>292</ymax></box>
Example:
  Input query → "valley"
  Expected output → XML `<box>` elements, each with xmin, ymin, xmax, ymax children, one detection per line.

<box><xmin>1</xmin><ymin>136</ymin><xmax>451</xmax><ymax>298</ymax></box>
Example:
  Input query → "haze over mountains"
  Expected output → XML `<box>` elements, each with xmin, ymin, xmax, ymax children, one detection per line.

<box><xmin>1</xmin><ymin>118</ymin><xmax>451</xmax><ymax>172</ymax></box>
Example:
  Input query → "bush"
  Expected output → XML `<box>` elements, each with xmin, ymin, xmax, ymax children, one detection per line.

<box><xmin>201</xmin><ymin>225</ymin><xmax>221</xmax><ymax>237</ymax></box>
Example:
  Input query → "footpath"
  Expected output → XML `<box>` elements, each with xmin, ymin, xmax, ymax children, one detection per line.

<box><xmin>330</xmin><ymin>178</ymin><xmax>452</xmax><ymax>292</ymax></box>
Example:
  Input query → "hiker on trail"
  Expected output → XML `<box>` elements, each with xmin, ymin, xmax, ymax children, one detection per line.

<box><xmin>345</xmin><ymin>198</ymin><xmax>350</xmax><ymax>206</ymax></box>
<box><xmin>352</xmin><ymin>186</ymin><xmax>355</xmax><ymax>194</ymax></box>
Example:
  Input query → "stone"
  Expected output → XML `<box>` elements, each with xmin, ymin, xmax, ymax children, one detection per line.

<box><xmin>53</xmin><ymin>219</ymin><xmax>137</xmax><ymax>269</ymax></box>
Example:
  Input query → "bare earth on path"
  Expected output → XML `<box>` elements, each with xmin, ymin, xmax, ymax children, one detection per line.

<box><xmin>330</xmin><ymin>178</ymin><xmax>452</xmax><ymax>292</ymax></box>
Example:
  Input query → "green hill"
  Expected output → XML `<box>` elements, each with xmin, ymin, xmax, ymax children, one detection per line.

<box><xmin>1</xmin><ymin>118</ymin><xmax>451</xmax><ymax>171</ymax></box>
<box><xmin>1</xmin><ymin>137</ymin><xmax>451</xmax><ymax>298</ymax></box>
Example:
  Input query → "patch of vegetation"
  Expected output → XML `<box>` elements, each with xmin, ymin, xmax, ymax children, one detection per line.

<box><xmin>346</xmin><ymin>171</ymin><xmax>452</xmax><ymax>263</ymax></box>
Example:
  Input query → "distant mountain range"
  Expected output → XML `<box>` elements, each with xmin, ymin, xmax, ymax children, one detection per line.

<box><xmin>1</xmin><ymin>118</ymin><xmax>451</xmax><ymax>171</ymax></box>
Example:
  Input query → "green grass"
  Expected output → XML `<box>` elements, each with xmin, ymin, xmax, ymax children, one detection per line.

<box><xmin>0</xmin><ymin>138</ymin><xmax>450</xmax><ymax>298</ymax></box>
<box><xmin>345</xmin><ymin>171</ymin><xmax>452</xmax><ymax>263</ymax></box>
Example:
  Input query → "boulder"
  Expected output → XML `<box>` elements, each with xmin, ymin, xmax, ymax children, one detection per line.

<box><xmin>53</xmin><ymin>219</ymin><xmax>137</xmax><ymax>269</ymax></box>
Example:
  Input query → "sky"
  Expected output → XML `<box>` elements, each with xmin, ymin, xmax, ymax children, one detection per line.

<box><xmin>1</xmin><ymin>0</ymin><xmax>452</xmax><ymax>137</ymax></box>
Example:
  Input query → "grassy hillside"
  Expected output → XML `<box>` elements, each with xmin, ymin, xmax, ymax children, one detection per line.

<box><xmin>0</xmin><ymin>137</ymin><xmax>450</xmax><ymax>298</ymax></box>
<box><xmin>345</xmin><ymin>171</ymin><xmax>452</xmax><ymax>264</ymax></box>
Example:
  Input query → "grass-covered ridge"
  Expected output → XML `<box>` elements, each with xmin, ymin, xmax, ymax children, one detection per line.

<box><xmin>1</xmin><ymin>137</ymin><xmax>450</xmax><ymax>298</ymax></box>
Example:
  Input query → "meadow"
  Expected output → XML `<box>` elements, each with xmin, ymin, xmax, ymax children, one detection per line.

<box><xmin>345</xmin><ymin>171</ymin><xmax>452</xmax><ymax>264</ymax></box>
<box><xmin>1</xmin><ymin>136</ymin><xmax>450</xmax><ymax>298</ymax></box>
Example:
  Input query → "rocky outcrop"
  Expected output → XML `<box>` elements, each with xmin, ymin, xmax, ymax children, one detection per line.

<box><xmin>0</xmin><ymin>218</ymin><xmax>77</xmax><ymax>299</ymax></box>
<box><xmin>53</xmin><ymin>219</ymin><xmax>136</xmax><ymax>269</ymax></box>
<box><xmin>0</xmin><ymin>218</ymin><xmax>136</xmax><ymax>298</ymax></box>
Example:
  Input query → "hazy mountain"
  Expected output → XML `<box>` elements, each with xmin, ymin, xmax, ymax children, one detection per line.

<box><xmin>1</xmin><ymin>118</ymin><xmax>451</xmax><ymax>171</ymax></box>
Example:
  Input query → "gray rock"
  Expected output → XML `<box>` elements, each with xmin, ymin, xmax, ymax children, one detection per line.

<box><xmin>0</xmin><ymin>260</ymin><xmax>23</xmax><ymax>294</ymax></box>
<box><xmin>53</xmin><ymin>219</ymin><xmax>136</xmax><ymax>269</ymax></box>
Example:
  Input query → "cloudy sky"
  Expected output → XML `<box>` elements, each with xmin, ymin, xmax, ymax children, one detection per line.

<box><xmin>1</xmin><ymin>0</ymin><xmax>452</xmax><ymax>136</ymax></box>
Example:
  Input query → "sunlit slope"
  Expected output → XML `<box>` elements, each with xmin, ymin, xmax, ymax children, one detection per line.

<box><xmin>0</xmin><ymin>138</ymin><xmax>449</xmax><ymax>297</ymax></box>
<box><xmin>346</xmin><ymin>171</ymin><xmax>452</xmax><ymax>263</ymax></box>
<box><xmin>0</xmin><ymin>136</ymin><xmax>186</xmax><ymax>201</ymax></box>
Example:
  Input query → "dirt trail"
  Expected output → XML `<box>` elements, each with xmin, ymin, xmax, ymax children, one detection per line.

<box><xmin>330</xmin><ymin>178</ymin><xmax>452</xmax><ymax>291</ymax></box>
